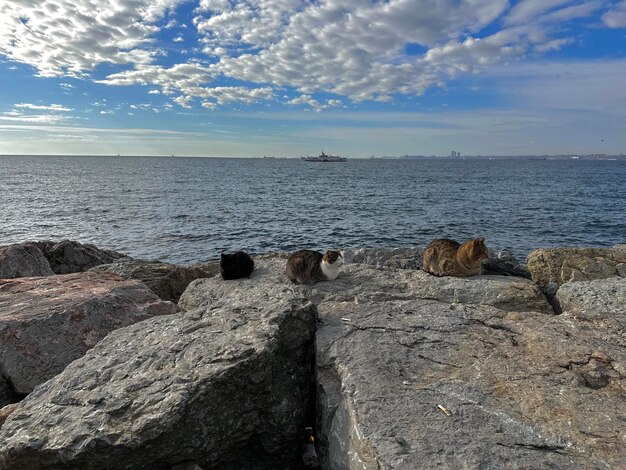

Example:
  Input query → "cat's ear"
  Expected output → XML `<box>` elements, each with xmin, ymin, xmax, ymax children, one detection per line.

<box><xmin>478</xmin><ymin>237</ymin><xmax>485</xmax><ymax>244</ymax></box>
<box><xmin>221</xmin><ymin>253</ymin><xmax>225</xmax><ymax>259</ymax></box>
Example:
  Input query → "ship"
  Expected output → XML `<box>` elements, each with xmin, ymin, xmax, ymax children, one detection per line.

<box><xmin>301</xmin><ymin>151</ymin><xmax>347</xmax><ymax>162</ymax></box>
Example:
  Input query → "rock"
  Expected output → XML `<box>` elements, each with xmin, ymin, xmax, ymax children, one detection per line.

<box><xmin>481</xmin><ymin>258</ymin><xmax>530</xmax><ymax>278</ymax></box>
<box><xmin>181</xmin><ymin>260</ymin><xmax>551</xmax><ymax>314</ymax></box>
<box><xmin>91</xmin><ymin>259</ymin><xmax>220</xmax><ymax>303</ymax></box>
<box><xmin>34</xmin><ymin>240</ymin><xmax>129</xmax><ymax>274</ymax></box>
<box><xmin>182</xmin><ymin>259</ymin><xmax>623</xmax><ymax>468</ymax></box>
<box><xmin>556</xmin><ymin>277</ymin><xmax>626</xmax><ymax>324</ymax></box>
<box><xmin>526</xmin><ymin>246</ymin><xmax>626</xmax><ymax>288</ymax></box>
<box><xmin>342</xmin><ymin>247</ymin><xmax>423</xmax><ymax>267</ymax></box>
<box><xmin>0</xmin><ymin>403</ymin><xmax>19</xmax><ymax>429</ymax></box>
<box><xmin>0</xmin><ymin>243</ymin><xmax>54</xmax><ymax>278</ymax></box>
<box><xmin>315</xmin><ymin>296</ymin><xmax>625</xmax><ymax>469</ymax></box>
<box><xmin>0</xmin><ymin>272</ymin><xmax>177</xmax><ymax>395</ymax></box>
<box><xmin>0</xmin><ymin>282</ymin><xmax>316</xmax><ymax>470</ymax></box>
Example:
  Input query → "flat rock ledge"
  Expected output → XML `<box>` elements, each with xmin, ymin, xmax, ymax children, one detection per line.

<box><xmin>0</xmin><ymin>272</ymin><xmax>177</xmax><ymax>401</ymax></box>
<box><xmin>0</xmin><ymin>277</ymin><xmax>316</xmax><ymax>470</ymax></box>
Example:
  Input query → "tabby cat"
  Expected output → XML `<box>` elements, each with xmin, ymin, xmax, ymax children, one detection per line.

<box><xmin>286</xmin><ymin>250</ymin><xmax>343</xmax><ymax>285</ymax></box>
<box><xmin>220</xmin><ymin>251</ymin><xmax>255</xmax><ymax>280</ymax></box>
<box><xmin>422</xmin><ymin>237</ymin><xmax>488</xmax><ymax>277</ymax></box>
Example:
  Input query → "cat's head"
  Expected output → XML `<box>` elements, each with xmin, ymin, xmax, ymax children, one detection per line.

<box><xmin>323</xmin><ymin>250</ymin><xmax>344</xmax><ymax>268</ymax></box>
<box><xmin>468</xmin><ymin>237</ymin><xmax>489</xmax><ymax>261</ymax></box>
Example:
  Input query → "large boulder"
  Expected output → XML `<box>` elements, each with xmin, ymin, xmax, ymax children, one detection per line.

<box><xmin>315</xmin><ymin>296</ymin><xmax>625</xmax><ymax>469</ymax></box>
<box><xmin>91</xmin><ymin>259</ymin><xmax>220</xmax><ymax>303</ymax></box>
<box><xmin>526</xmin><ymin>245</ymin><xmax>626</xmax><ymax>288</ymax></box>
<box><xmin>0</xmin><ymin>240</ymin><xmax>129</xmax><ymax>279</ymax></box>
<box><xmin>0</xmin><ymin>272</ymin><xmax>177</xmax><ymax>397</ymax></box>
<box><xmin>0</xmin><ymin>275</ymin><xmax>316</xmax><ymax>470</ymax></box>
<box><xmin>182</xmin><ymin>259</ymin><xmax>623</xmax><ymax>468</ymax></box>
<box><xmin>0</xmin><ymin>243</ymin><xmax>54</xmax><ymax>278</ymax></box>
<box><xmin>34</xmin><ymin>240</ymin><xmax>129</xmax><ymax>274</ymax></box>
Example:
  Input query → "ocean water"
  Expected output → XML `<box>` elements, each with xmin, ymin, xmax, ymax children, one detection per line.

<box><xmin>1</xmin><ymin>155</ymin><xmax>624</xmax><ymax>265</ymax></box>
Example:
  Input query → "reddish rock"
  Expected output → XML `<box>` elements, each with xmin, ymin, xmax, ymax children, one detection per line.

<box><xmin>0</xmin><ymin>244</ymin><xmax>54</xmax><ymax>279</ymax></box>
<box><xmin>0</xmin><ymin>272</ymin><xmax>176</xmax><ymax>395</ymax></box>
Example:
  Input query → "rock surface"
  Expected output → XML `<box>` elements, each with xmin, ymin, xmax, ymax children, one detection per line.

<box><xmin>184</xmin><ymin>259</ymin><xmax>623</xmax><ymax>469</ymax></box>
<box><xmin>527</xmin><ymin>245</ymin><xmax>626</xmax><ymax>288</ymax></box>
<box><xmin>91</xmin><ymin>259</ymin><xmax>220</xmax><ymax>303</ymax></box>
<box><xmin>342</xmin><ymin>247</ymin><xmax>423</xmax><ymax>268</ymax></box>
<box><xmin>34</xmin><ymin>240</ymin><xmax>129</xmax><ymax>274</ymax></box>
<box><xmin>0</xmin><ymin>240</ymin><xmax>129</xmax><ymax>279</ymax></box>
<box><xmin>0</xmin><ymin>243</ymin><xmax>55</xmax><ymax>278</ymax></box>
<box><xmin>181</xmin><ymin>260</ymin><xmax>551</xmax><ymax>314</ymax></box>
<box><xmin>1</xmin><ymin>253</ymin><xmax>623</xmax><ymax>469</ymax></box>
<box><xmin>0</xmin><ymin>268</ymin><xmax>317</xmax><ymax>470</ymax></box>
<box><xmin>0</xmin><ymin>272</ymin><xmax>177</xmax><ymax>397</ymax></box>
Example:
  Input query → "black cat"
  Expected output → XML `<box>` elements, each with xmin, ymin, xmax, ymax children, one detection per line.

<box><xmin>220</xmin><ymin>251</ymin><xmax>255</xmax><ymax>280</ymax></box>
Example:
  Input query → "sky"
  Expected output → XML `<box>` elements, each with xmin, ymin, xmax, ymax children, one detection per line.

<box><xmin>1</xmin><ymin>0</ymin><xmax>626</xmax><ymax>157</ymax></box>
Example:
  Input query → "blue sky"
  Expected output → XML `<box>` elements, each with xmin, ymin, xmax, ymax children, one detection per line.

<box><xmin>1</xmin><ymin>0</ymin><xmax>625</xmax><ymax>157</ymax></box>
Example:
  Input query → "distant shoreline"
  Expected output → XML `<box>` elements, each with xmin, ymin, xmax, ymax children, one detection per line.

<box><xmin>1</xmin><ymin>154</ymin><xmax>625</xmax><ymax>160</ymax></box>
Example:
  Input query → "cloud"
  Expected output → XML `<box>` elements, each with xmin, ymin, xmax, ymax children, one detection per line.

<box><xmin>603</xmin><ymin>0</ymin><xmax>626</xmax><ymax>27</ymax></box>
<box><xmin>288</xmin><ymin>95</ymin><xmax>343</xmax><ymax>111</ymax></box>
<box><xmin>0</xmin><ymin>111</ymin><xmax>69</xmax><ymax>124</ymax></box>
<box><xmin>0</xmin><ymin>0</ymin><xmax>621</xmax><ymax>109</ymax></box>
<box><xmin>14</xmin><ymin>103</ymin><xmax>73</xmax><ymax>112</ymax></box>
<box><xmin>0</xmin><ymin>0</ymin><xmax>185</xmax><ymax>77</ymax></box>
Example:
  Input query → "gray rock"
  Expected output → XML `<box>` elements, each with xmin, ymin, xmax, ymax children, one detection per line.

<box><xmin>556</xmin><ymin>277</ymin><xmax>626</xmax><ymax>325</ymax></box>
<box><xmin>527</xmin><ymin>246</ymin><xmax>626</xmax><ymax>288</ymax></box>
<box><xmin>183</xmin><ymin>259</ymin><xmax>623</xmax><ymax>468</ymax></box>
<box><xmin>34</xmin><ymin>240</ymin><xmax>129</xmax><ymax>274</ymax></box>
<box><xmin>316</xmin><ymin>297</ymin><xmax>624</xmax><ymax>469</ymax></box>
<box><xmin>342</xmin><ymin>247</ymin><xmax>423</xmax><ymax>267</ymax></box>
<box><xmin>0</xmin><ymin>279</ymin><xmax>317</xmax><ymax>469</ymax></box>
<box><xmin>0</xmin><ymin>272</ymin><xmax>177</xmax><ymax>395</ymax></box>
<box><xmin>91</xmin><ymin>259</ymin><xmax>220</xmax><ymax>303</ymax></box>
<box><xmin>182</xmin><ymin>259</ymin><xmax>551</xmax><ymax>314</ymax></box>
<box><xmin>0</xmin><ymin>243</ymin><xmax>54</xmax><ymax>278</ymax></box>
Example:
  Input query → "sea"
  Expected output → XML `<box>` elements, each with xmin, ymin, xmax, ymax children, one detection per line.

<box><xmin>1</xmin><ymin>155</ymin><xmax>624</xmax><ymax>265</ymax></box>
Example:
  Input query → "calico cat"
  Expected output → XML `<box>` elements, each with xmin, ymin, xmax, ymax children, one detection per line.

<box><xmin>422</xmin><ymin>237</ymin><xmax>488</xmax><ymax>277</ymax></box>
<box><xmin>220</xmin><ymin>251</ymin><xmax>255</xmax><ymax>280</ymax></box>
<box><xmin>286</xmin><ymin>250</ymin><xmax>343</xmax><ymax>285</ymax></box>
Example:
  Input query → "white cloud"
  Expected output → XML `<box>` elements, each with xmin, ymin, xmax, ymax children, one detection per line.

<box><xmin>14</xmin><ymin>103</ymin><xmax>73</xmax><ymax>112</ymax></box>
<box><xmin>0</xmin><ymin>0</ymin><xmax>185</xmax><ymax>77</ymax></box>
<box><xmin>0</xmin><ymin>0</ymin><xmax>621</xmax><ymax>109</ymax></box>
<box><xmin>603</xmin><ymin>0</ymin><xmax>626</xmax><ymax>27</ymax></box>
<box><xmin>288</xmin><ymin>95</ymin><xmax>343</xmax><ymax>111</ymax></box>
<box><xmin>0</xmin><ymin>112</ymin><xmax>69</xmax><ymax>124</ymax></box>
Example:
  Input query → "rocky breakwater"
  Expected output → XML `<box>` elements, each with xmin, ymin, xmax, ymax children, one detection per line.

<box><xmin>183</xmin><ymin>257</ymin><xmax>624</xmax><ymax>469</ymax></box>
<box><xmin>0</xmin><ymin>272</ymin><xmax>177</xmax><ymax>407</ymax></box>
<box><xmin>0</xmin><ymin>264</ymin><xmax>317</xmax><ymax>469</ymax></box>
<box><xmin>0</xmin><ymin>245</ymin><xmax>624</xmax><ymax>469</ymax></box>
